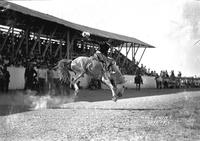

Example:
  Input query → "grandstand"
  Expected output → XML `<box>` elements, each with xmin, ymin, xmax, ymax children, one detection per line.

<box><xmin>0</xmin><ymin>1</ymin><xmax>155</xmax><ymax>75</ymax></box>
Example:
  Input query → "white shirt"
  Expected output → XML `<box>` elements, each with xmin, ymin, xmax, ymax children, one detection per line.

<box><xmin>53</xmin><ymin>70</ymin><xmax>59</xmax><ymax>79</ymax></box>
<box><xmin>37</xmin><ymin>68</ymin><xmax>47</xmax><ymax>79</ymax></box>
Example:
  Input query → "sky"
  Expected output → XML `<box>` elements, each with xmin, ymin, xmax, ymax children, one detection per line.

<box><xmin>11</xmin><ymin>0</ymin><xmax>200</xmax><ymax>77</ymax></box>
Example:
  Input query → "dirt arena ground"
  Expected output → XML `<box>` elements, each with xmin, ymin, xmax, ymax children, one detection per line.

<box><xmin>0</xmin><ymin>88</ymin><xmax>200</xmax><ymax>141</ymax></box>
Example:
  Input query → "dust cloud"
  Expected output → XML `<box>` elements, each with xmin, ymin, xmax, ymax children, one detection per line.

<box><xmin>0</xmin><ymin>90</ymin><xmax>75</xmax><ymax>112</ymax></box>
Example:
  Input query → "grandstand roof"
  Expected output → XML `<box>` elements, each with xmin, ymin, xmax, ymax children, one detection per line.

<box><xmin>0</xmin><ymin>1</ymin><xmax>155</xmax><ymax>48</ymax></box>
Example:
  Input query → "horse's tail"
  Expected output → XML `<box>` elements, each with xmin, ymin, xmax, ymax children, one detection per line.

<box><xmin>55</xmin><ymin>59</ymin><xmax>72</xmax><ymax>84</ymax></box>
<box><xmin>54</xmin><ymin>59</ymin><xmax>76</xmax><ymax>75</ymax></box>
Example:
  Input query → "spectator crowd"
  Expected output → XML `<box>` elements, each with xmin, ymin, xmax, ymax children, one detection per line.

<box><xmin>0</xmin><ymin>28</ymin><xmax>200</xmax><ymax>93</ymax></box>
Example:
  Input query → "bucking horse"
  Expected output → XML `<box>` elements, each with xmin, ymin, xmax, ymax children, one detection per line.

<box><xmin>55</xmin><ymin>55</ymin><xmax>126</xmax><ymax>102</ymax></box>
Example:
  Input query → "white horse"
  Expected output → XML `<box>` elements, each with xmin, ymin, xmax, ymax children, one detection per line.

<box><xmin>56</xmin><ymin>56</ymin><xmax>125</xmax><ymax>102</ymax></box>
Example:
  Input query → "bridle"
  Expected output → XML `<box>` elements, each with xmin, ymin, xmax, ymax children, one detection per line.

<box><xmin>107</xmin><ymin>60</ymin><xmax>115</xmax><ymax>72</ymax></box>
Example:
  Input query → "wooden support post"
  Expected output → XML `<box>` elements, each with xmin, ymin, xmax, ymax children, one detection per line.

<box><xmin>54</xmin><ymin>32</ymin><xmax>66</xmax><ymax>58</ymax></box>
<box><xmin>59</xmin><ymin>44</ymin><xmax>62</xmax><ymax>59</ymax></box>
<box><xmin>54</xmin><ymin>40</ymin><xmax>62</xmax><ymax>58</ymax></box>
<box><xmin>64</xmin><ymin>30</ymin><xmax>75</xmax><ymax>59</ymax></box>
<box><xmin>25</xmin><ymin>28</ymin><xmax>29</xmax><ymax>57</ymax></box>
<box><xmin>11</xmin><ymin>26</ymin><xmax>14</xmax><ymax>60</ymax></box>
<box><xmin>38</xmin><ymin>37</ymin><xmax>41</xmax><ymax>55</ymax></box>
<box><xmin>0</xmin><ymin>26</ymin><xmax>11</xmax><ymax>52</ymax></box>
<box><xmin>15</xmin><ymin>29</ymin><xmax>28</xmax><ymax>56</ymax></box>
<box><xmin>30</xmin><ymin>26</ymin><xmax>44</xmax><ymax>55</ymax></box>
<box><xmin>134</xmin><ymin>43</ymin><xmax>140</xmax><ymax>57</ymax></box>
<box><xmin>64</xmin><ymin>30</ymin><xmax>70</xmax><ymax>59</ymax></box>
<box><xmin>131</xmin><ymin>45</ymin><xmax>133</xmax><ymax>61</ymax></box>
<box><xmin>138</xmin><ymin>47</ymin><xmax>147</xmax><ymax>65</ymax></box>
<box><xmin>122</xmin><ymin>43</ymin><xmax>131</xmax><ymax>66</ymax></box>
<box><xmin>132</xmin><ymin>43</ymin><xmax>136</xmax><ymax>64</ymax></box>
<box><xmin>42</xmin><ymin>36</ymin><xmax>51</xmax><ymax>57</ymax></box>
<box><xmin>115</xmin><ymin>44</ymin><xmax>123</xmax><ymax>62</ymax></box>
<box><xmin>42</xmin><ymin>27</ymin><xmax>57</xmax><ymax>57</ymax></box>
<box><xmin>70</xmin><ymin>38</ymin><xmax>75</xmax><ymax>59</ymax></box>
<box><xmin>50</xmin><ymin>40</ymin><xmax>53</xmax><ymax>56</ymax></box>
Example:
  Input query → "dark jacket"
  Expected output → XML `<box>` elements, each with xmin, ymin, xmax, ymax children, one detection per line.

<box><xmin>99</xmin><ymin>42</ymin><xmax>110</xmax><ymax>57</ymax></box>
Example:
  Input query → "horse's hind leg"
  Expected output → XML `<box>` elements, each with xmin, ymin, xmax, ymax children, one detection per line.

<box><xmin>72</xmin><ymin>72</ymin><xmax>84</xmax><ymax>84</ymax></box>
<box><xmin>101</xmin><ymin>76</ymin><xmax>117</xmax><ymax>102</ymax></box>
<box><xmin>72</xmin><ymin>72</ymin><xmax>85</xmax><ymax>97</ymax></box>
<box><xmin>73</xmin><ymin>82</ymin><xmax>79</xmax><ymax>96</ymax></box>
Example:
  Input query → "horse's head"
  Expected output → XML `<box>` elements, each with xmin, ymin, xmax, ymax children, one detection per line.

<box><xmin>106</xmin><ymin>57</ymin><xmax>126</xmax><ymax>98</ymax></box>
<box><xmin>107</xmin><ymin>57</ymin><xmax>126</xmax><ymax>85</ymax></box>
<box><xmin>116</xmin><ymin>84</ymin><xmax>125</xmax><ymax>98</ymax></box>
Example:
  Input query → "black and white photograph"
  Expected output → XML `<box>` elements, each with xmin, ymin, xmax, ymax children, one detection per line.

<box><xmin>0</xmin><ymin>0</ymin><xmax>200</xmax><ymax>140</ymax></box>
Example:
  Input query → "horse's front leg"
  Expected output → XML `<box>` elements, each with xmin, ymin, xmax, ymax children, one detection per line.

<box><xmin>101</xmin><ymin>76</ymin><xmax>117</xmax><ymax>102</ymax></box>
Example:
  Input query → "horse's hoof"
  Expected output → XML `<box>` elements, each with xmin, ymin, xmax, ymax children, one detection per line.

<box><xmin>117</xmin><ymin>92</ymin><xmax>122</xmax><ymax>97</ymax></box>
<box><xmin>74</xmin><ymin>94</ymin><xmax>78</xmax><ymax>99</ymax></box>
<box><xmin>112</xmin><ymin>97</ymin><xmax>118</xmax><ymax>102</ymax></box>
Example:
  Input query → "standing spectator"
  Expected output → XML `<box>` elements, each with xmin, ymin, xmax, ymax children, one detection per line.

<box><xmin>155</xmin><ymin>74</ymin><xmax>162</xmax><ymax>89</ymax></box>
<box><xmin>24</xmin><ymin>64</ymin><xmax>37</xmax><ymax>90</ymax></box>
<box><xmin>134</xmin><ymin>71</ymin><xmax>143</xmax><ymax>91</ymax></box>
<box><xmin>178</xmin><ymin>71</ymin><xmax>182</xmax><ymax>78</ymax></box>
<box><xmin>160</xmin><ymin>71</ymin><xmax>163</xmax><ymax>78</ymax></box>
<box><xmin>170</xmin><ymin>70</ymin><xmax>175</xmax><ymax>80</ymax></box>
<box><xmin>46</xmin><ymin>66</ymin><xmax>54</xmax><ymax>95</ymax></box>
<box><xmin>0</xmin><ymin>66</ymin><xmax>3</xmax><ymax>92</ymax></box>
<box><xmin>147</xmin><ymin>68</ymin><xmax>151</xmax><ymax>75</ymax></box>
<box><xmin>177</xmin><ymin>71</ymin><xmax>182</xmax><ymax>88</ymax></box>
<box><xmin>2</xmin><ymin>66</ymin><xmax>10</xmax><ymax>93</ymax></box>
<box><xmin>37</xmin><ymin>65</ymin><xmax>47</xmax><ymax>94</ymax></box>
<box><xmin>52</xmin><ymin>68</ymin><xmax>60</xmax><ymax>95</ymax></box>
<box><xmin>165</xmin><ymin>70</ymin><xmax>169</xmax><ymax>78</ymax></box>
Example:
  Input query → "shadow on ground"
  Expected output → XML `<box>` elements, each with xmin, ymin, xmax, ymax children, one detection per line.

<box><xmin>0</xmin><ymin>90</ymin><xmax>75</xmax><ymax>116</ymax></box>
<box><xmin>0</xmin><ymin>105</ymin><xmax>31</xmax><ymax>116</ymax></box>
<box><xmin>0</xmin><ymin>88</ymin><xmax>200</xmax><ymax>116</ymax></box>
<box><xmin>75</xmin><ymin>88</ymin><xmax>200</xmax><ymax>102</ymax></box>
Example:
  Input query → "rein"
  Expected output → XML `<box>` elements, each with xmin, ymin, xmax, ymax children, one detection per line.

<box><xmin>107</xmin><ymin>61</ymin><xmax>115</xmax><ymax>71</ymax></box>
